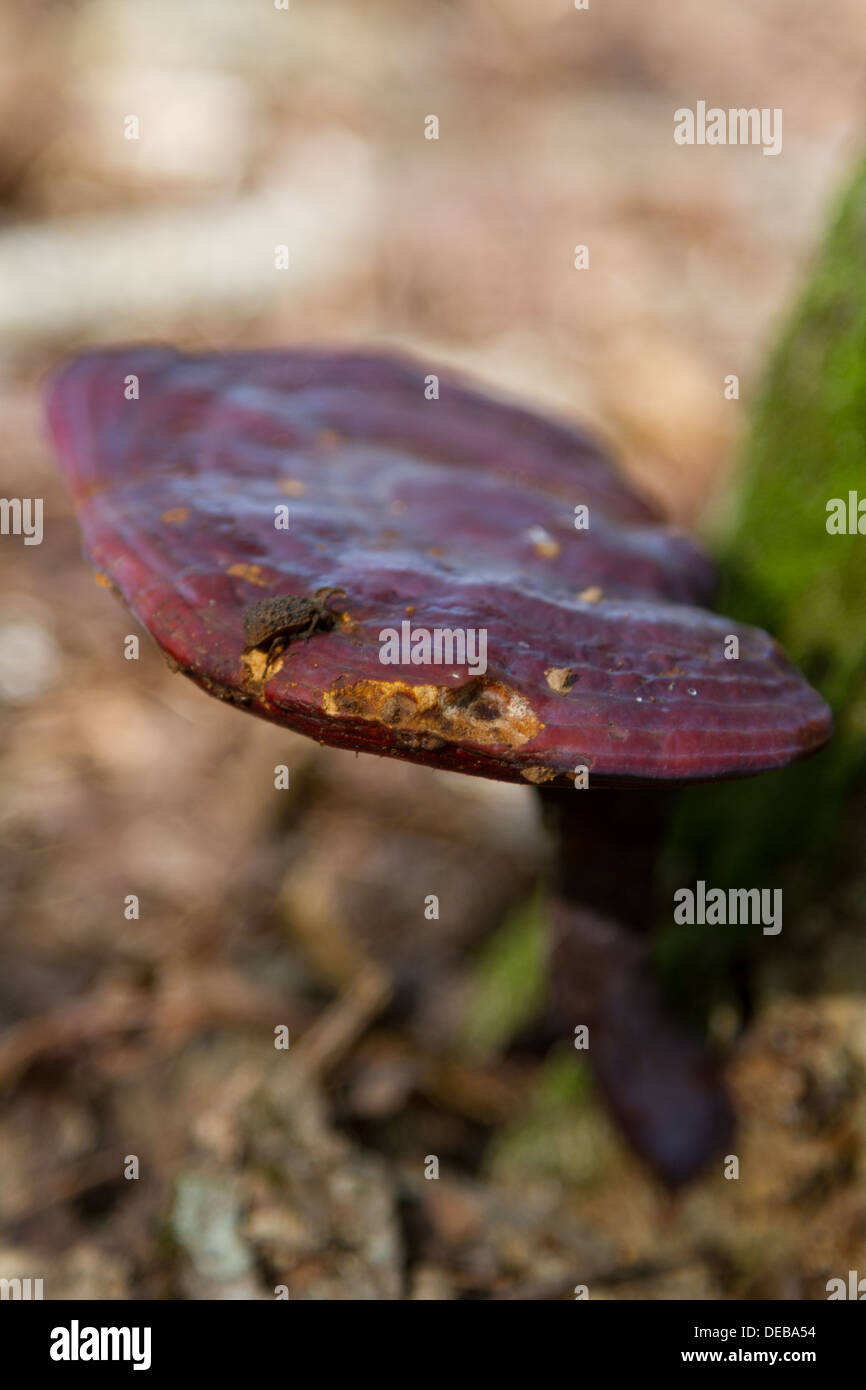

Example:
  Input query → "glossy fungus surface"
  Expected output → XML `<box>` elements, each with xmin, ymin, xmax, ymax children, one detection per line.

<box><xmin>46</xmin><ymin>347</ymin><xmax>832</xmax><ymax>786</ymax></box>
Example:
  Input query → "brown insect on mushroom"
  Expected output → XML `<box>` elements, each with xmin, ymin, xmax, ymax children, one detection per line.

<box><xmin>242</xmin><ymin>587</ymin><xmax>347</xmax><ymax>664</ymax></box>
<box><xmin>45</xmin><ymin>345</ymin><xmax>832</xmax><ymax>1186</ymax></box>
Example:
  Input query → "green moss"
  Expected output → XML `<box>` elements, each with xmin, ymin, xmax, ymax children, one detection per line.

<box><xmin>486</xmin><ymin>1049</ymin><xmax>612</xmax><ymax>1185</ymax></box>
<box><xmin>722</xmin><ymin>153</ymin><xmax>866</xmax><ymax>726</ymax></box>
<box><xmin>658</xmin><ymin>152</ymin><xmax>866</xmax><ymax>1010</ymax></box>
<box><xmin>461</xmin><ymin>886</ymin><xmax>546</xmax><ymax>1054</ymax></box>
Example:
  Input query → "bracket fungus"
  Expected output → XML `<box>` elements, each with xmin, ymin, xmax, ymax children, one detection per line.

<box><xmin>46</xmin><ymin>346</ymin><xmax>832</xmax><ymax>1185</ymax></box>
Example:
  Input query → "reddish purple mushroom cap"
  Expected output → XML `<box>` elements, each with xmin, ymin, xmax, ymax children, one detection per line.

<box><xmin>45</xmin><ymin>346</ymin><xmax>832</xmax><ymax>786</ymax></box>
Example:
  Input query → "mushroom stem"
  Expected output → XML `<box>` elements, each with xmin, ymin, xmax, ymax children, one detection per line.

<box><xmin>538</xmin><ymin>787</ymin><xmax>733</xmax><ymax>1187</ymax></box>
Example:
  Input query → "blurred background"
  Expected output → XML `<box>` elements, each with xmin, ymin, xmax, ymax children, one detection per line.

<box><xmin>1</xmin><ymin>0</ymin><xmax>866</xmax><ymax>1300</ymax></box>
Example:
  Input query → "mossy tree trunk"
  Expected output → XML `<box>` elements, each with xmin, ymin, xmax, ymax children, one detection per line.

<box><xmin>659</xmin><ymin>151</ymin><xmax>866</xmax><ymax>1016</ymax></box>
